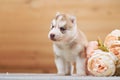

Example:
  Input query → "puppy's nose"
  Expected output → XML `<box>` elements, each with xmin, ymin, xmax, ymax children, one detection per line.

<box><xmin>50</xmin><ymin>34</ymin><xmax>55</xmax><ymax>39</ymax></box>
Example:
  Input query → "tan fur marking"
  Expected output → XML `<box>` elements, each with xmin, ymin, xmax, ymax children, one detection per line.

<box><xmin>69</xmin><ymin>41</ymin><xmax>77</xmax><ymax>49</ymax></box>
<box><xmin>55</xmin><ymin>14</ymin><xmax>73</xmax><ymax>29</ymax></box>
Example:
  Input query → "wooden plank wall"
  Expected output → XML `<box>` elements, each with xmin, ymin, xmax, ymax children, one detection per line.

<box><xmin>0</xmin><ymin>0</ymin><xmax>120</xmax><ymax>73</ymax></box>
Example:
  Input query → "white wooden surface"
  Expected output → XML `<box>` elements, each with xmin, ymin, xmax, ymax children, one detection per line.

<box><xmin>0</xmin><ymin>73</ymin><xmax>120</xmax><ymax>80</ymax></box>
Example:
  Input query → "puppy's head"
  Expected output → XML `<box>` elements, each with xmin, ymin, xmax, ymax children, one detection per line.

<box><xmin>48</xmin><ymin>12</ymin><xmax>77</xmax><ymax>42</ymax></box>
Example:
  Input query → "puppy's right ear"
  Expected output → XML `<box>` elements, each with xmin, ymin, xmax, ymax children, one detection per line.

<box><xmin>56</xmin><ymin>12</ymin><xmax>61</xmax><ymax>17</ymax></box>
<box><xmin>69</xmin><ymin>15</ymin><xmax>76</xmax><ymax>24</ymax></box>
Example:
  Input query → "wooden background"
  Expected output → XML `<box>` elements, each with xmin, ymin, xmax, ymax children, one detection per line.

<box><xmin>0</xmin><ymin>0</ymin><xmax>120</xmax><ymax>73</ymax></box>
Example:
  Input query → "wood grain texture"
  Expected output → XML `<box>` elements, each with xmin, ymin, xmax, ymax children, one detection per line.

<box><xmin>0</xmin><ymin>0</ymin><xmax>120</xmax><ymax>73</ymax></box>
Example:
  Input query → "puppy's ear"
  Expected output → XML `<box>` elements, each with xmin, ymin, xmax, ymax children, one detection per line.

<box><xmin>69</xmin><ymin>15</ymin><xmax>76</xmax><ymax>24</ymax></box>
<box><xmin>56</xmin><ymin>12</ymin><xmax>61</xmax><ymax>17</ymax></box>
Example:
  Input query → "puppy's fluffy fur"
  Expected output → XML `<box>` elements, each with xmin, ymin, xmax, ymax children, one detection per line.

<box><xmin>48</xmin><ymin>12</ymin><xmax>88</xmax><ymax>75</ymax></box>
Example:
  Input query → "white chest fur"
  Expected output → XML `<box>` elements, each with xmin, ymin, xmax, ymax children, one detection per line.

<box><xmin>53</xmin><ymin>43</ymin><xmax>82</xmax><ymax>62</ymax></box>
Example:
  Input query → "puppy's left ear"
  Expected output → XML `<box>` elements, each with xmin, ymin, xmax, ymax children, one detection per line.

<box><xmin>69</xmin><ymin>15</ymin><xmax>76</xmax><ymax>24</ymax></box>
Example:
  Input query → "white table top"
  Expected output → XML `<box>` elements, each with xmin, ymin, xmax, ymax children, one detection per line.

<box><xmin>0</xmin><ymin>73</ymin><xmax>120</xmax><ymax>80</ymax></box>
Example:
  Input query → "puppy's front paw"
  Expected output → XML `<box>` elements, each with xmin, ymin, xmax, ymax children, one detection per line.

<box><xmin>57</xmin><ymin>72</ymin><xmax>66</xmax><ymax>76</ymax></box>
<box><xmin>57</xmin><ymin>73</ymin><xmax>65</xmax><ymax>76</ymax></box>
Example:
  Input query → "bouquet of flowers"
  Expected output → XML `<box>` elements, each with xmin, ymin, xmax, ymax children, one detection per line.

<box><xmin>87</xmin><ymin>29</ymin><xmax>120</xmax><ymax>76</ymax></box>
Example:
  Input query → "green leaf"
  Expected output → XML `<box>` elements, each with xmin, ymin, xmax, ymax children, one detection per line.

<box><xmin>97</xmin><ymin>37</ymin><xmax>109</xmax><ymax>52</ymax></box>
<box><xmin>118</xmin><ymin>36</ymin><xmax>120</xmax><ymax>41</ymax></box>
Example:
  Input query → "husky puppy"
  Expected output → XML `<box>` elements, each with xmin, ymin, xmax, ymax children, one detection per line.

<box><xmin>48</xmin><ymin>12</ymin><xmax>88</xmax><ymax>76</ymax></box>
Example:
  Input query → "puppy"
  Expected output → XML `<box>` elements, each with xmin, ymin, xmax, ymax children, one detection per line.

<box><xmin>48</xmin><ymin>12</ymin><xmax>88</xmax><ymax>76</ymax></box>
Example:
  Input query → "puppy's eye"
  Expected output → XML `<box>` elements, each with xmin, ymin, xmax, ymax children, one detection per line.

<box><xmin>60</xmin><ymin>27</ymin><xmax>66</xmax><ymax>31</ymax></box>
<box><xmin>51</xmin><ymin>25</ymin><xmax>54</xmax><ymax>29</ymax></box>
